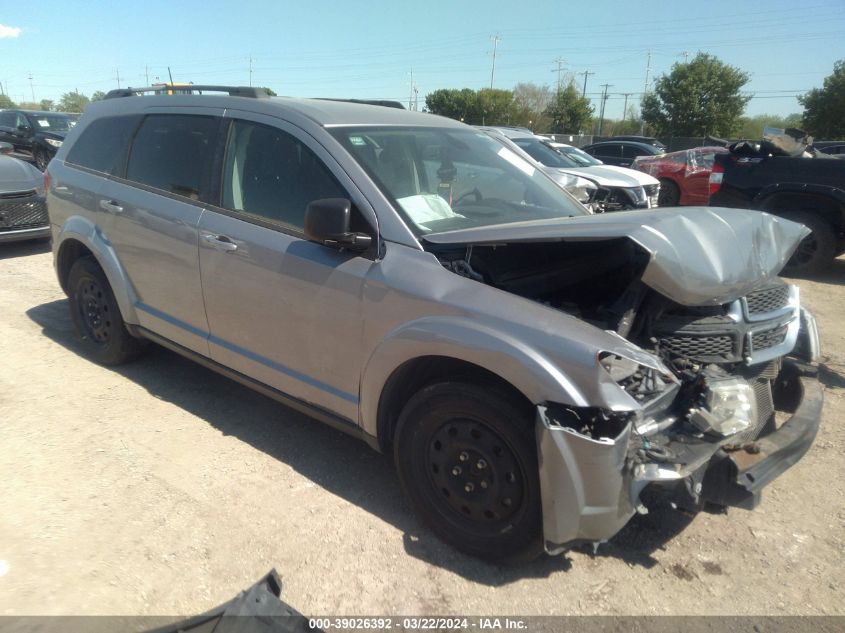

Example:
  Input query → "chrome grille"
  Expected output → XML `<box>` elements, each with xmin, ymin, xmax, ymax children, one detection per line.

<box><xmin>0</xmin><ymin>198</ymin><xmax>49</xmax><ymax>231</ymax></box>
<box><xmin>745</xmin><ymin>285</ymin><xmax>790</xmax><ymax>315</ymax></box>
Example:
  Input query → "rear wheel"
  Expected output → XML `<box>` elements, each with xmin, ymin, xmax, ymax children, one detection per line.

<box><xmin>394</xmin><ymin>382</ymin><xmax>543</xmax><ymax>563</ymax></box>
<box><xmin>781</xmin><ymin>211</ymin><xmax>837</xmax><ymax>276</ymax></box>
<box><xmin>67</xmin><ymin>257</ymin><xmax>144</xmax><ymax>365</ymax></box>
<box><xmin>657</xmin><ymin>179</ymin><xmax>680</xmax><ymax>206</ymax></box>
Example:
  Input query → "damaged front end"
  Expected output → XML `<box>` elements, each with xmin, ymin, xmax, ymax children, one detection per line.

<box><xmin>537</xmin><ymin>312</ymin><xmax>823</xmax><ymax>555</ymax></box>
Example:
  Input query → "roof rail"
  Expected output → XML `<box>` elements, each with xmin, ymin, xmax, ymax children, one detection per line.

<box><xmin>314</xmin><ymin>98</ymin><xmax>405</xmax><ymax>109</ymax></box>
<box><xmin>104</xmin><ymin>86</ymin><xmax>273</xmax><ymax>99</ymax></box>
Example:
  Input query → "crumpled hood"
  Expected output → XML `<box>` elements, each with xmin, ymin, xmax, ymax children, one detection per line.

<box><xmin>424</xmin><ymin>207</ymin><xmax>810</xmax><ymax>306</ymax></box>
<box><xmin>554</xmin><ymin>164</ymin><xmax>659</xmax><ymax>188</ymax></box>
<box><xmin>0</xmin><ymin>155</ymin><xmax>42</xmax><ymax>193</ymax></box>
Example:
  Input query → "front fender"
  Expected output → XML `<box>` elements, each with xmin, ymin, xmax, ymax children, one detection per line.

<box><xmin>54</xmin><ymin>215</ymin><xmax>139</xmax><ymax>325</ymax></box>
<box><xmin>358</xmin><ymin>315</ymin><xmax>594</xmax><ymax>439</ymax></box>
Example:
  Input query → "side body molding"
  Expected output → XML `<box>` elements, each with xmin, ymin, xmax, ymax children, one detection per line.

<box><xmin>358</xmin><ymin>315</ymin><xmax>590</xmax><ymax>441</ymax></box>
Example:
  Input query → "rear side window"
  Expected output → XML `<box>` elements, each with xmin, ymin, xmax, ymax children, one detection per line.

<box><xmin>593</xmin><ymin>144</ymin><xmax>620</xmax><ymax>158</ymax></box>
<box><xmin>66</xmin><ymin>115</ymin><xmax>140</xmax><ymax>175</ymax></box>
<box><xmin>126</xmin><ymin>114</ymin><xmax>218</xmax><ymax>200</ymax></box>
<box><xmin>622</xmin><ymin>145</ymin><xmax>645</xmax><ymax>158</ymax></box>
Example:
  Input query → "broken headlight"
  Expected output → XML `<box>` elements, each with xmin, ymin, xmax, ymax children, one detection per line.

<box><xmin>689</xmin><ymin>376</ymin><xmax>756</xmax><ymax>436</ymax></box>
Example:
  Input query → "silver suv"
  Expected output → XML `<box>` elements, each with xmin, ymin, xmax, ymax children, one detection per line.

<box><xmin>48</xmin><ymin>86</ymin><xmax>823</xmax><ymax>562</ymax></box>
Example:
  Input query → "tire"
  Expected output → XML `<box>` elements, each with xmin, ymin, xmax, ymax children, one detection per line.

<box><xmin>781</xmin><ymin>211</ymin><xmax>837</xmax><ymax>276</ymax></box>
<box><xmin>394</xmin><ymin>382</ymin><xmax>543</xmax><ymax>563</ymax></box>
<box><xmin>657</xmin><ymin>179</ymin><xmax>680</xmax><ymax>206</ymax></box>
<box><xmin>67</xmin><ymin>257</ymin><xmax>144</xmax><ymax>365</ymax></box>
<box><xmin>34</xmin><ymin>148</ymin><xmax>50</xmax><ymax>172</ymax></box>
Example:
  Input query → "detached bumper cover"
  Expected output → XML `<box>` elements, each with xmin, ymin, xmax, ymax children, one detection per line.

<box><xmin>537</xmin><ymin>360</ymin><xmax>822</xmax><ymax>554</ymax></box>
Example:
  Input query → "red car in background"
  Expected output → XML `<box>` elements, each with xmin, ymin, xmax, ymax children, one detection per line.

<box><xmin>632</xmin><ymin>146</ymin><xmax>728</xmax><ymax>206</ymax></box>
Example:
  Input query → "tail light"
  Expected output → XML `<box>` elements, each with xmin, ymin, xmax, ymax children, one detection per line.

<box><xmin>43</xmin><ymin>170</ymin><xmax>51</xmax><ymax>192</ymax></box>
<box><xmin>708</xmin><ymin>163</ymin><xmax>724</xmax><ymax>195</ymax></box>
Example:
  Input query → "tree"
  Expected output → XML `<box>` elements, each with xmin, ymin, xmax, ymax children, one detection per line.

<box><xmin>0</xmin><ymin>94</ymin><xmax>16</xmax><ymax>109</ymax></box>
<box><xmin>39</xmin><ymin>99</ymin><xmax>54</xmax><ymax>111</ymax></box>
<box><xmin>17</xmin><ymin>102</ymin><xmax>41</xmax><ymax>111</ymax></box>
<box><xmin>510</xmin><ymin>82</ymin><xmax>552</xmax><ymax>130</ymax></box>
<box><xmin>799</xmin><ymin>60</ymin><xmax>845</xmax><ymax>138</ymax></box>
<box><xmin>425</xmin><ymin>88</ymin><xmax>479</xmax><ymax>122</ymax></box>
<box><xmin>90</xmin><ymin>91</ymin><xmax>106</xmax><ymax>102</ymax></box>
<box><xmin>641</xmin><ymin>53</ymin><xmax>750</xmax><ymax>137</ymax></box>
<box><xmin>58</xmin><ymin>91</ymin><xmax>90</xmax><ymax>113</ymax></box>
<box><xmin>737</xmin><ymin>113</ymin><xmax>803</xmax><ymax>139</ymax></box>
<box><xmin>543</xmin><ymin>82</ymin><xmax>593</xmax><ymax>134</ymax></box>
<box><xmin>474</xmin><ymin>88</ymin><xmax>515</xmax><ymax>126</ymax></box>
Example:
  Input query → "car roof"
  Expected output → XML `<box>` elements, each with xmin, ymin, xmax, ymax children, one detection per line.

<box><xmin>86</xmin><ymin>93</ymin><xmax>464</xmax><ymax>129</ymax></box>
<box><xmin>1</xmin><ymin>109</ymin><xmax>77</xmax><ymax>117</ymax></box>
<box><xmin>474</xmin><ymin>126</ymin><xmax>536</xmax><ymax>140</ymax></box>
<box><xmin>586</xmin><ymin>140</ymin><xmax>658</xmax><ymax>150</ymax></box>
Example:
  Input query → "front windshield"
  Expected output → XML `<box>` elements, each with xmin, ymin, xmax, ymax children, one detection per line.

<box><xmin>27</xmin><ymin>114</ymin><xmax>77</xmax><ymax>131</ymax></box>
<box><xmin>555</xmin><ymin>145</ymin><xmax>602</xmax><ymax>166</ymax></box>
<box><xmin>511</xmin><ymin>137</ymin><xmax>581</xmax><ymax>168</ymax></box>
<box><xmin>331</xmin><ymin>127</ymin><xmax>587</xmax><ymax>235</ymax></box>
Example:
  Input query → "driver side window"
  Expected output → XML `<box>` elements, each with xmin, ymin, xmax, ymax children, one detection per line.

<box><xmin>222</xmin><ymin>120</ymin><xmax>348</xmax><ymax>231</ymax></box>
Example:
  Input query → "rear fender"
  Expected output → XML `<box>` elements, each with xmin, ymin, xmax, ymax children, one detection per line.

<box><xmin>55</xmin><ymin>215</ymin><xmax>139</xmax><ymax>324</ymax></box>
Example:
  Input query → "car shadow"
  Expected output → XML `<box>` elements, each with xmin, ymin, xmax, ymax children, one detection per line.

<box><xmin>0</xmin><ymin>238</ymin><xmax>51</xmax><ymax>260</ymax></box>
<box><xmin>27</xmin><ymin>299</ymin><xmax>695</xmax><ymax>584</ymax></box>
<box><xmin>784</xmin><ymin>256</ymin><xmax>845</xmax><ymax>286</ymax></box>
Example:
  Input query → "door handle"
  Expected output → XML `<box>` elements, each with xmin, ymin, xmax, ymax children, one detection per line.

<box><xmin>201</xmin><ymin>232</ymin><xmax>238</xmax><ymax>252</ymax></box>
<box><xmin>99</xmin><ymin>199</ymin><xmax>124</xmax><ymax>213</ymax></box>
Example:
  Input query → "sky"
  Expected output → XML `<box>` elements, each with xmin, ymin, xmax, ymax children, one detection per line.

<box><xmin>1</xmin><ymin>0</ymin><xmax>843</xmax><ymax>120</ymax></box>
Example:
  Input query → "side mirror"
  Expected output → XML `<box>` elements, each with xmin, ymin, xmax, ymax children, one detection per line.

<box><xmin>0</xmin><ymin>142</ymin><xmax>12</xmax><ymax>155</ymax></box>
<box><xmin>304</xmin><ymin>198</ymin><xmax>372</xmax><ymax>252</ymax></box>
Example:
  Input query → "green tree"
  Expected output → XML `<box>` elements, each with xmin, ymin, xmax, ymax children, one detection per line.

<box><xmin>543</xmin><ymin>82</ymin><xmax>593</xmax><ymax>134</ymax></box>
<box><xmin>17</xmin><ymin>102</ymin><xmax>41</xmax><ymax>111</ymax></box>
<box><xmin>799</xmin><ymin>60</ymin><xmax>845</xmax><ymax>138</ymax></box>
<box><xmin>737</xmin><ymin>113</ymin><xmax>803</xmax><ymax>139</ymax></box>
<box><xmin>475</xmin><ymin>88</ymin><xmax>515</xmax><ymax>125</ymax></box>
<box><xmin>90</xmin><ymin>91</ymin><xmax>107</xmax><ymax>102</ymax></box>
<box><xmin>425</xmin><ymin>88</ymin><xmax>478</xmax><ymax>122</ymax></box>
<box><xmin>58</xmin><ymin>91</ymin><xmax>90</xmax><ymax>113</ymax></box>
<box><xmin>0</xmin><ymin>94</ymin><xmax>17</xmax><ymax>109</ymax></box>
<box><xmin>39</xmin><ymin>99</ymin><xmax>54</xmax><ymax>111</ymax></box>
<box><xmin>641</xmin><ymin>53</ymin><xmax>750</xmax><ymax>137</ymax></box>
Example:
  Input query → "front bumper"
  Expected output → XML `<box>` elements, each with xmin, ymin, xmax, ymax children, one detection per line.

<box><xmin>0</xmin><ymin>224</ymin><xmax>51</xmax><ymax>243</ymax></box>
<box><xmin>537</xmin><ymin>358</ymin><xmax>822</xmax><ymax>554</ymax></box>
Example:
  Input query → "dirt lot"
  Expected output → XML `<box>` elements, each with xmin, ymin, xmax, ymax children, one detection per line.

<box><xmin>0</xmin><ymin>240</ymin><xmax>843</xmax><ymax>617</ymax></box>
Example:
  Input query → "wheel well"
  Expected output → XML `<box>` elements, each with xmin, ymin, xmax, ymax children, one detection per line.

<box><xmin>376</xmin><ymin>356</ymin><xmax>534</xmax><ymax>452</ymax></box>
<box><xmin>760</xmin><ymin>193</ymin><xmax>845</xmax><ymax>234</ymax></box>
<box><xmin>56</xmin><ymin>238</ymin><xmax>95</xmax><ymax>294</ymax></box>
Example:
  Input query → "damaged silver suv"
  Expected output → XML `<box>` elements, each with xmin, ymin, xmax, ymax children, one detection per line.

<box><xmin>47</xmin><ymin>86</ymin><xmax>823</xmax><ymax>562</ymax></box>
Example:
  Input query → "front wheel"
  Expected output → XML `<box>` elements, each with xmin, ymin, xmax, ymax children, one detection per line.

<box><xmin>67</xmin><ymin>257</ymin><xmax>144</xmax><ymax>365</ymax></box>
<box><xmin>394</xmin><ymin>382</ymin><xmax>543</xmax><ymax>563</ymax></box>
<box><xmin>34</xmin><ymin>148</ymin><xmax>50</xmax><ymax>172</ymax></box>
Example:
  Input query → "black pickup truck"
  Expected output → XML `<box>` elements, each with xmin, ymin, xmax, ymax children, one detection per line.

<box><xmin>709</xmin><ymin>129</ymin><xmax>845</xmax><ymax>274</ymax></box>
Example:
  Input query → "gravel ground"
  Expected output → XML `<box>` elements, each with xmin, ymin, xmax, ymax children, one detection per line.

<box><xmin>0</xmin><ymin>240</ymin><xmax>843</xmax><ymax>617</ymax></box>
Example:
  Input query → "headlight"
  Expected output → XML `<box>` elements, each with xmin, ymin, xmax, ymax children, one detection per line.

<box><xmin>555</xmin><ymin>173</ymin><xmax>597</xmax><ymax>206</ymax></box>
<box><xmin>45</xmin><ymin>138</ymin><xmax>63</xmax><ymax>148</ymax></box>
<box><xmin>690</xmin><ymin>376</ymin><xmax>756</xmax><ymax>436</ymax></box>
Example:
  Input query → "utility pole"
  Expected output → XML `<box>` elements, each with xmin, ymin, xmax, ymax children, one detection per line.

<box><xmin>552</xmin><ymin>57</ymin><xmax>566</xmax><ymax>92</ymax></box>
<box><xmin>622</xmin><ymin>93</ymin><xmax>633</xmax><ymax>120</ymax></box>
<box><xmin>489</xmin><ymin>34</ymin><xmax>500</xmax><ymax>90</ymax></box>
<box><xmin>640</xmin><ymin>50</ymin><xmax>652</xmax><ymax>134</ymax></box>
<box><xmin>145</xmin><ymin>65</ymin><xmax>150</xmax><ymax>85</ymax></box>
<box><xmin>248</xmin><ymin>54</ymin><xmax>253</xmax><ymax>87</ymax></box>
<box><xmin>115</xmin><ymin>68</ymin><xmax>121</xmax><ymax>89</ymax></box>
<box><xmin>408</xmin><ymin>68</ymin><xmax>415</xmax><ymax>110</ymax></box>
<box><xmin>578</xmin><ymin>70</ymin><xmax>595</xmax><ymax>97</ymax></box>
<box><xmin>680</xmin><ymin>51</ymin><xmax>690</xmax><ymax>63</ymax></box>
<box><xmin>597</xmin><ymin>83</ymin><xmax>612</xmax><ymax>136</ymax></box>
<box><xmin>28</xmin><ymin>73</ymin><xmax>34</xmax><ymax>102</ymax></box>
